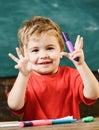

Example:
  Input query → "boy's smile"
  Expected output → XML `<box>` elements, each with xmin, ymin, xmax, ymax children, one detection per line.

<box><xmin>38</xmin><ymin>61</ymin><xmax>52</xmax><ymax>65</ymax></box>
<box><xmin>27</xmin><ymin>33</ymin><xmax>62</xmax><ymax>75</ymax></box>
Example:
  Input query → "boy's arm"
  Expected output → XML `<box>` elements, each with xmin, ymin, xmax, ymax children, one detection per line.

<box><xmin>61</xmin><ymin>35</ymin><xmax>99</xmax><ymax>99</ymax></box>
<box><xmin>76</xmin><ymin>61</ymin><xmax>99</xmax><ymax>99</ymax></box>
<box><xmin>7</xmin><ymin>72</ymin><xmax>30</xmax><ymax>110</ymax></box>
<box><xmin>8</xmin><ymin>46</ymin><xmax>32</xmax><ymax>110</ymax></box>
<box><xmin>74</xmin><ymin>36</ymin><xmax>99</xmax><ymax>99</ymax></box>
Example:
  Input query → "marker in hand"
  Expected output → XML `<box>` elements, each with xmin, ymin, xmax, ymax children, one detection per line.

<box><xmin>62</xmin><ymin>32</ymin><xmax>79</xmax><ymax>61</ymax></box>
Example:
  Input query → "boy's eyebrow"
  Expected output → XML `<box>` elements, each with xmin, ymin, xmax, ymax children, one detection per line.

<box><xmin>46</xmin><ymin>44</ymin><xmax>55</xmax><ymax>47</ymax></box>
<box><xmin>28</xmin><ymin>46</ymin><xmax>38</xmax><ymax>50</ymax></box>
<box><xmin>47</xmin><ymin>43</ymin><xmax>57</xmax><ymax>46</ymax></box>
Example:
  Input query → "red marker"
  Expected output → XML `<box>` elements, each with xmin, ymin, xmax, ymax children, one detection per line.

<box><xmin>20</xmin><ymin>120</ymin><xmax>52</xmax><ymax>127</ymax></box>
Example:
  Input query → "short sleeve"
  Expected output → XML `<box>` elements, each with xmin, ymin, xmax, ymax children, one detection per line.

<box><xmin>79</xmin><ymin>84</ymin><xmax>97</xmax><ymax>105</ymax></box>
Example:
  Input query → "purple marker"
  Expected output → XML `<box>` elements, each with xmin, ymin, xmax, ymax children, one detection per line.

<box><xmin>62</xmin><ymin>32</ymin><xmax>79</xmax><ymax>61</ymax></box>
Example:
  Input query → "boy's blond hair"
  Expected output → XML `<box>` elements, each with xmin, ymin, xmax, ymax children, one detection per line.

<box><xmin>18</xmin><ymin>16</ymin><xmax>65</xmax><ymax>54</ymax></box>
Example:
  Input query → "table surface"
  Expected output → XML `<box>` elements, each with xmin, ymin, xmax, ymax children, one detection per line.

<box><xmin>0</xmin><ymin>117</ymin><xmax>99</xmax><ymax>130</ymax></box>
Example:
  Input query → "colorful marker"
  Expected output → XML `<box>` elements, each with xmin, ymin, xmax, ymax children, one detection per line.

<box><xmin>0</xmin><ymin>116</ymin><xmax>77</xmax><ymax>128</ymax></box>
<box><xmin>20</xmin><ymin>117</ymin><xmax>77</xmax><ymax>127</ymax></box>
<box><xmin>62</xmin><ymin>32</ymin><xmax>79</xmax><ymax>61</ymax></box>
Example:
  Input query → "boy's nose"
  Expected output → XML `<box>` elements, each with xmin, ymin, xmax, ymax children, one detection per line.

<box><xmin>40</xmin><ymin>52</ymin><xmax>49</xmax><ymax>59</ymax></box>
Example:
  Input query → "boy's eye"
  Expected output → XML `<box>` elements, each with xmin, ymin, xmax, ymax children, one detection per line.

<box><xmin>32</xmin><ymin>49</ymin><xmax>39</xmax><ymax>52</ymax></box>
<box><xmin>47</xmin><ymin>47</ymin><xmax>54</xmax><ymax>50</ymax></box>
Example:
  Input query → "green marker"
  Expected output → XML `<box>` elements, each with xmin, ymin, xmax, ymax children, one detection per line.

<box><xmin>82</xmin><ymin>116</ymin><xmax>94</xmax><ymax>122</ymax></box>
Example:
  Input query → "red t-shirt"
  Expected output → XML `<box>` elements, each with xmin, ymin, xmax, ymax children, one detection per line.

<box><xmin>11</xmin><ymin>66</ymin><xmax>96</xmax><ymax>121</ymax></box>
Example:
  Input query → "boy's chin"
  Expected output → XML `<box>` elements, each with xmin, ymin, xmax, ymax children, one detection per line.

<box><xmin>33</xmin><ymin>70</ymin><xmax>56</xmax><ymax>76</ymax></box>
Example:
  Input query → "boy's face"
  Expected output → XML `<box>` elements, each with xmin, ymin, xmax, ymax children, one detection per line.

<box><xmin>27</xmin><ymin>33</ymin><xmax>62</xmax><ymax>75</ymax></box>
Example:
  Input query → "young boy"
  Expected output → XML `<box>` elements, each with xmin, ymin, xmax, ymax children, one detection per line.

<box><xmin>8</xmin><ymin>16</ymin><xmax>99</xmax><ymax>121</ymax></box>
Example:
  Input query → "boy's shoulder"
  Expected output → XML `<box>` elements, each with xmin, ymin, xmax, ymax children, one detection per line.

<box><xmin>59</xmin><ymin>66</ymin><xmax>79</xmax><ymax>77</ymax></box>
<box><xmin>59</xmin><ymin>66</ymin><xmax>76</xmax><ymax>72</ymax></box>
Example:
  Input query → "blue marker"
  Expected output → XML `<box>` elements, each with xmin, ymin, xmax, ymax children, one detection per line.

<box><xmin>62</xmin><ymin>32</ymin><xmax>79</xmax><ymax>61</ymax></box>
<box><xmin>52</xmin><ymin>118</ymin><xmax>77</xmax><ymax>124</ymax></box>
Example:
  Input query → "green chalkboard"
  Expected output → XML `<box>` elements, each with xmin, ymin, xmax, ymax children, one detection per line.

<box><xmin>0</xmin><ymin>0</ymin><xmax>99</xmax><ymax>77</ymax></box>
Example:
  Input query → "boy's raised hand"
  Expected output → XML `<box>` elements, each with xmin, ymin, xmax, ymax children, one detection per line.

<box><xmin>8</xmin><ymin>45</ymin><xmax>33</xmax><ymax>76</ymax></box>
<box><xmin>61</xmin><ymin>35</ymin><xmax>85</xmax><ymax>65</ymax></box>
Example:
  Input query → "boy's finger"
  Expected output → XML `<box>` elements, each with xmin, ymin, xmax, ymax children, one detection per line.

<box><xmin>80</xmin><ymin>37</ymin><xmax>83</xmax><ymax>49</ymax></box>
<box><xmin>8</xmin><ymin>53</ymin><xmax>19</xmax><ymax>63</ymax></box>
<box><xmin>75</xmin><ymin>35</ymin><xmax>83</xmax><ymax>50</ymax></box>
<box><xmin>74</xmin><ymin>35</ymin><xmax>80</xmax><ymax>50</ymax></box>
<box><xmin>16</xmin><ymin>47</ymin><xmax>23</xmax><ymax>59</ymax></box>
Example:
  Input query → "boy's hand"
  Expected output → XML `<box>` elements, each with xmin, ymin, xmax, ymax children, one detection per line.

<box><xmin>8</xmin><ymin>45</ymin><xmax>33</xmax><ymax>76</ymax></box>
<box><xmin>61</xmin><ymin>35</ymin><xmax>85</xmax><ymax>65</ymax></box>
